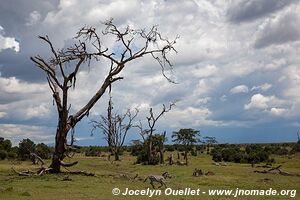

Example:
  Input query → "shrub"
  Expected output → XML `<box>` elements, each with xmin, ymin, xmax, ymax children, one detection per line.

<box><xmin>85</xmin><ymin>146</ymin><xmax>101</xmax><ymax>157</ymax></box>
<box><xmin>18</xmin><ymin>139</ymin><xmax>36</xmax><ymax>160</ymax></box>
<box><xmin>191</xmin><ymin>149</ymin><xmax>197</xmax><ymax>156</ymax></box>
<box><xmin>165</xmin><ymin>145</ymin><xmax>175</xmax><ymax>152</ymax></box>
<box><xmin>0</xmin><ymin>138</ymin><xmax>12</xmax><ymax>151</ymax></box>
<box><xmin>0</xmin><ymin>150</ymin><xmax>7</xmax><ymax>160</ymax></box>
<box><xmin>291</xmin><ymin>141</ymin><xmax>300</xmax><ymax>153</ymax></box>
<box><xmin>136</xmin><ymin>149</ymin><xmax>148</xmax><ymax>164</ymax></box>
<box><xmin>211</xmin><ymin>147</ymin><xmax>222</xmax><ymax>162</ymax></box>
<box><xmin>36</xmin><ymin>143</ymin><xmax>52</xmax><ymax>159</ymax></box>
<box><xmin>210</xmin><ymin>144</ymin><xmax>270</xmax><ymax>164</ymax></box>
<box><xmin>135</xmin><ymin>149</ymin><xmax>159</xmax><ymax>165</ymax></box>
<box><xmin>7</xmin><ymin>151</ymin><xmax>17</xmax><ymax>159</ymax></box>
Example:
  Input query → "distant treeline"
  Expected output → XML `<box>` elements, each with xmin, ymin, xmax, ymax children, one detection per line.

<box><xmin>0</xmin><ymin>137</ymin><xmax>53</xmax><ymax>161</ymax></box>
<box><xmin>1</xmin><ymin>137</ymin><xmax>300</xmax><ymax>165</ymax></box>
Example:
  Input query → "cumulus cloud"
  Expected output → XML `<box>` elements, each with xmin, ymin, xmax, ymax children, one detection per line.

<box><xmin>0</xmin><ymin>26</ymin><xmax>19</xmax><ymax>52</ymax></box>
<box><xmin>244</xmin><ymin>93</ymin><xmax>275</xmax><ymax>110</ymax></box>
<box><xmin>0</xmin><ymin>76</ymin><xmax>52</xmax><ymax>121</ymax></box>
<box><xmin>270</xmin><ymin>107</ymin><xmax>287</xmax><ymax>116</ymax></box>
<box><xmin>230</xmin><ymin>85</ymin><xmax>249</xmax><ymax>94</ymax></box>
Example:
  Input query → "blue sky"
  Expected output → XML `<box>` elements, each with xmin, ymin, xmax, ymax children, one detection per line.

<box><xmin>0</xmin><ymin>0</ymin><xmax>300</xmax><ymax>146</ymax></box>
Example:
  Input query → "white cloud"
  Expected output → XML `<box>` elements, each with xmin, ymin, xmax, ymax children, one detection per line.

<box><xmin>230</xmin><ymin>84</ymin><xmax>249</xmax><ymax>94</ymax></box>
<box><xmin>26</xmin><ymin>10</ymin><xmax>41</xmax><ymax>26</ymax></box>
<box><xmin>251</xmin><ymin>83</ymin><xmax>272</xmax><ymax>92</ymax></box>
<box><xmin>0</xmin><ymin>76</ymin><xmax>47</xmax><ymax>94</ymax></box>
<box><xmin>263</xmin><ymin>58</ymin><xmax>286</xmax><ymax>70</ymax></box>
<box><xmin>220</xmin><ymin>94</ymin><xmax>227</xmax><ymax>102</ymax></box>
<box><xmin>0</xmin><ymin>76</ymin><xmax>52</xmax><ymax>120</ymax></box>
<box><xmin>270</xmin><ymin>107</ymin><xmax>287</xmax><ymax>116</ymax></box>
<box><xmin>191</xmin><ymin>64</ymin><xmax>218</xmax><ymax>78</ymax></box>
<box><xmin>25</xmin><ymin>104</ymin><xmax>51</xmax><ymax>119</ymax></box>
<box><xmin>244</xmin><ymin>93</ymin><xmax>275</xmax><ymax>110</ymax></box>
<box><xmin>0</xmin><ymin>112</ymin><xmax>7</xmax><ymax>118</ymax></box>
<box><xmin>0</xmin><ymin>26</ymin><xmax>19</xmax><ymax>52</ymax></box>
<box><xmin>0</xmin><ymin>124</ymin><xmax>54</xmax><ymax>146</ymax></box>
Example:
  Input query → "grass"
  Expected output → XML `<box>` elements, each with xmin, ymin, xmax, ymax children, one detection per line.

<box><xmin>0</xmin><ymin>153</ymin><xmax>299</xmax><ymax>200</ymax></box>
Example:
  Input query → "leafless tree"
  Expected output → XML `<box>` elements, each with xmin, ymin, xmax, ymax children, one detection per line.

<box><xmin>135</xmin><ymin>103</ymin><xmax>175</xmax><ymax>164</ymax></box>
<box><xmin>91</xmin><ymin>108</ymin><xmax>138</xmax><ymax>161</ymax></box>
<box><xmin>30</xmin><ymin>19</ymin><xmax>177</xmax><ymax>173</ymax></box>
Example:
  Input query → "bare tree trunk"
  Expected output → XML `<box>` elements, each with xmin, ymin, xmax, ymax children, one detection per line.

<box><xmin>50</xmin><ymin>127</ymin><xmax>67</xmax><ymax>173</ymax></box>
<box><xmin>169</xmin><ymin>154</ymin><xmax>174</xmax><ymax>165</ymax></box>
<box><xmin>159</xmin><ymin>131</ymin><xmax>166</xmax><ymax>164</ymax></box>
<box><xmin>148</xmin><ymin>138</ymin><xmax>153</xmax><ymax>164</ymax></box>
<box><xmin>114</xmin><ymin>149</ymin><xmax>120</xmax><ymax>161</ymax></box>
<box><xmin>159</xmin><ymin>149</ymin><xmax>164</xmax><ymax>164</ymax></box>
<box><xmin>184</xmin><ymin>151</ymin><xmax>188</xmax><ymax>165</ymax></box>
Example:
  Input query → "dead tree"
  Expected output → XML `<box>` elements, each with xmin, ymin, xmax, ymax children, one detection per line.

<box><xmin>91</xmin><ymin>108</ymin><xmax>138</xmax><ymax>161</ymax></box>
<box><xmin>30</xmin><ymin>19</ymin><xmax>177</xmax><ymax>173</ymax></box>
<box><xmin>158</xmin><ymin>131</ymin><xmax>166</xmax><ymax>164</ymax></box>
<box><xmin>30</xmin><ymin>153</ymin><xmax>45</xmax><ymax>165</ymax></box>
<box><xmin>135</xmin><ymin>103</ymin><xmax>175</xmax><ymax>164</ymax></box>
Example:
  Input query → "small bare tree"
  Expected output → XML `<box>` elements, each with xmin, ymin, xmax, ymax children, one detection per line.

<box><xmin>31</xmin><ymin>19</ymin><xmax>177</xmax><ymax>173</ymax></box>
<box><xmin>91</xmin><ymin>107</ymin><xmax>138</xmax><ymax>161</ymax></box>
<box><xmin>135</xmin><ymin>103</ymin><xmax>175</xmax><ymax>164</ymax></box>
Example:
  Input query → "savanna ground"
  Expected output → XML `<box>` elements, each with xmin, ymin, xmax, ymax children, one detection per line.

<box><xmin>0</xmin><ymin>152</ymin><xmax>299</xmax><ymax>200</ymax></box>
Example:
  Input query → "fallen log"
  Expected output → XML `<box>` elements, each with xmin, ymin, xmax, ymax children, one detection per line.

<box><xmin>254</xmin><ymin>165</ymin><xmax>300</xmax><ymax>177</ymax></box>
<box><xmin>11</xmin><ymin>167</ymin><xmax>52</xmax><ymax>176</ymax></box>
<box><xmin>278</xmin><ymin>170</ymin><xmax>300</xmax><ymax>177</ymax></box>
<box><xmin>68</xmin><ymin>170</ymin><xmax>95</xmax><ymax>176</ymax></box>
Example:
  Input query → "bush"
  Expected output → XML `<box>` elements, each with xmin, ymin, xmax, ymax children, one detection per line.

<box><xmin>135</xmin><ymin>148</ymin><xmax>159</xmax><ymax>165</ymax></box>
<box><xmin>211</xmin><ymin>147</ymin><xmax>222</xmax><ymax>162</ymax></box>
<box><xmin>36</xmin><ymin>143</ymin><xmax>52</xmax><ymax>159</ymax></box>
<box><xmin>291</xmin><ymin>141</ymin><xmax>300</xmax><ymax>153</ymax></box>
<box><xmin>18</xmin><ymin>139</ymin><xmax>36</xmax><ymax>160</ymax></box>
<box><xmin>136</xmin><ymin>149</ymin><xmax>148</xmax><ymax>164</ymax></box>
<box><xmin>7</xmin><ymin>151</ymin><xmax>17</xmax><ymax>159</ymax></box>
<box><xmin>210</xmin><ymin>144</ymin><xmax>270</xmax><ymax>164</ymax></box>
<box><xmin>131</xmin><ymin>143</ymin><xmax>144</xmax><ymax>156</ymax></box>
<box><xmin>165</xmin><ymin>145</ymin><xmax>175</xmax><ymax>152</ymax></box>
<box><xmin>0</xmin><ymin>138</ymin><xmax>12</xmax><ymax>151</ymax></box>
<box><xmin>191</xmin><ymin>149</ymin><xmax>197</xmax><ymax>156</ymax></box>
<box><xmin>221</xmin><ymin>148</ymin><xmax>238</xmax><ymax>162</ymax></box>
<box><xmin>0</xmin><ymin>150</ymin><xmax>7</xmax><ymax>160</ymax></box>
<box><xmin>85</xmin><ymin>146</ymin><xmax>101</xmax><ymax>157</ymax></box>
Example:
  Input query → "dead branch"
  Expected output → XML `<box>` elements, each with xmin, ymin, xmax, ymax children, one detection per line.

<box><xmin>30</xmin><ymin>153</ymin><xmax>45</xmax><ymax>166</ymax></box>
<box><xmin>90</xmin><ymin>106</ymin><xmax>139</xmax><ymax>161</ymax></box>
<box><xmin>254</xmin><ymin>165</ymin><xmax>300</xmax><ymax>177</ymax></box>
<box><xmin>278</xmin><ymin>170</ymin><xmax>300</xmax><ymax>177</ymax></box>
<box><xmin>60</xmin><ymin>161</ymin><xmax>78</xmax><ymax>167</ymax></box>
<box><xmin>11</xmin><ymin>167</ymin><xmax>52</xmax><ymax>176</ymax></box>
<box><xmin>68</xmin><ymin>170</ymin><xmax>95</xmax><ymax>176</ymax></box>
